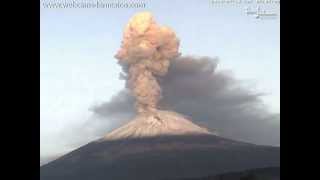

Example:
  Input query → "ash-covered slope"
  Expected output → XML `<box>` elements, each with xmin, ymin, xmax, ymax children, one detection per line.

<box><xmin>103</xmin><ymin>110</ymin><xmax>212</xmax><ymax>140</ymax></box>
<box><xmin>40</xmin><ymin>111</ymin><xmax>280</xmax><ymax>180</ymax></box>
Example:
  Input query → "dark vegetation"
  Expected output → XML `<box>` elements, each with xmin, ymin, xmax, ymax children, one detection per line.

<box><xmin>170</xmin><ymin>167</ymin><xmax>280</xmax><ymax>180</ymax></box>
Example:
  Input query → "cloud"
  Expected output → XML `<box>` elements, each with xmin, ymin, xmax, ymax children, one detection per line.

<box><xmin>115</xmin><ymin>12</ymin><xmax>180</xmax><ymax>113</ymax></box>
<box><xmin>90</xmin><ymin>56</ymin><xmax>280</xmax><ymax>146</ymax></box>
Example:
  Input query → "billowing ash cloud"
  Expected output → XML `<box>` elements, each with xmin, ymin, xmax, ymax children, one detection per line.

<box><xmin>91</xmin><ymin>56</ymin><xmax>280</xmax><ymax>146</ymax></box>
<box><xmin>115</xmin><ymin>12</ymin><xmax>180</xmax><ymax>114</ymax></box>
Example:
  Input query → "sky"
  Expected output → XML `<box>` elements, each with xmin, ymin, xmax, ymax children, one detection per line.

<box><xmin>40</xmin><ymin>0</ymin><xmax>280</xmax><ymax>164</ymax></box>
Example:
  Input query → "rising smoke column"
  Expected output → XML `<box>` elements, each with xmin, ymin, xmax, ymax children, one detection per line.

<box><xmin>91</xmin><ymin>56</ymin><xmax>279</xmax><ymax>145</ymax></box>
<box><xmin>115</xmin><ymin>12</ymin><xmax>180</xmax><ymax>114</ymax></box>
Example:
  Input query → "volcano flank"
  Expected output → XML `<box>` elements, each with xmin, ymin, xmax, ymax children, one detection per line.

<box><xmin>40</xmin><ymin>110</ymin><xmax>279</xmax><ymax>180</ymax></box>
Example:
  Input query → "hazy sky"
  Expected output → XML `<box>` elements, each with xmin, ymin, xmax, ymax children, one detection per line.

<box><xmin>40</xmin><ymin>0</ymin><xmax>280</xmax><ymax>164</ymax></box>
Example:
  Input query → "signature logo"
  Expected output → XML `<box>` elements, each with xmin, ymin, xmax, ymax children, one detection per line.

<box><xmin>245</xmin><ymin>6</ymin><xmax>277</xmax><ymax>19</ymax></box>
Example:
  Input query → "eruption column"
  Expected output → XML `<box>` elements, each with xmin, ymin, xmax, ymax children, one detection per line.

<box><xmin>115</xmin><ymin>12</ymin><xmax>180</xmax><ymax>114</ymax></box>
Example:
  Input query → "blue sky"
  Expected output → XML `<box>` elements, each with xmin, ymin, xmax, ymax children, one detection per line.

<box><xmin>40</xmin><ymin>0</ymin><xmax>280</xmax><ymax>162</ymax></box>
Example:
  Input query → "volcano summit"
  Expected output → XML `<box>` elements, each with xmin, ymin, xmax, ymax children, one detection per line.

<box><xmin>102</xmin><ymin>110</ymin><xmax>212</xmax><ymax>140</ymax></box>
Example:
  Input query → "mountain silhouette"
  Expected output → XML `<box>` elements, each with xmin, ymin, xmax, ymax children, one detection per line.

<box><xmin>40</xmin><ymin>111</ymin><xmax>280</xmax><ymax>180</ymax></box>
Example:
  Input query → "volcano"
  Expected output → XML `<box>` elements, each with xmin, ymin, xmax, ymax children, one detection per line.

<box><xmin>40</xmin><ymin>111</ymin><xmax>280</xmax><ymax>180</ymax></box>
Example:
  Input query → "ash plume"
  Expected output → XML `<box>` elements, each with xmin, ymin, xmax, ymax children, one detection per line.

<box><xmin>91</xmin><ymin>56</ymin><xmax>279</xmax><ymax>145</ymax></box>
<box><xmin>114</xmin><ymin>12</ymin><xmax>180</xmax><ymax>114</ymax></box>
<box><xmin>91</xmin><ymin>12</ymin><xmax>279</xmax><ymax>146</ymax></box>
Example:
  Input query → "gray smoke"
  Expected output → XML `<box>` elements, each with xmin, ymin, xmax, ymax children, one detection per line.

<box><xmin>91</xmin><ymin>56</ymin><xmax>280</xmax><ymax>146</ymax></box>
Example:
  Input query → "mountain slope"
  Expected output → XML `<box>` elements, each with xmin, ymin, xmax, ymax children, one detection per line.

<box><xmin>102</xmin><ymin>111</ymin><xmax>212</xmax><ymax>140</ymax></box>
<box><xmin>40</xmin><ymin>111</ymin><xmax>280</xmax><ymax>180</ymax></box>
<box><xmin>171</xmin><ymin>167</ymin><xmax>280</xmax><ymax>180</ymax></box>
